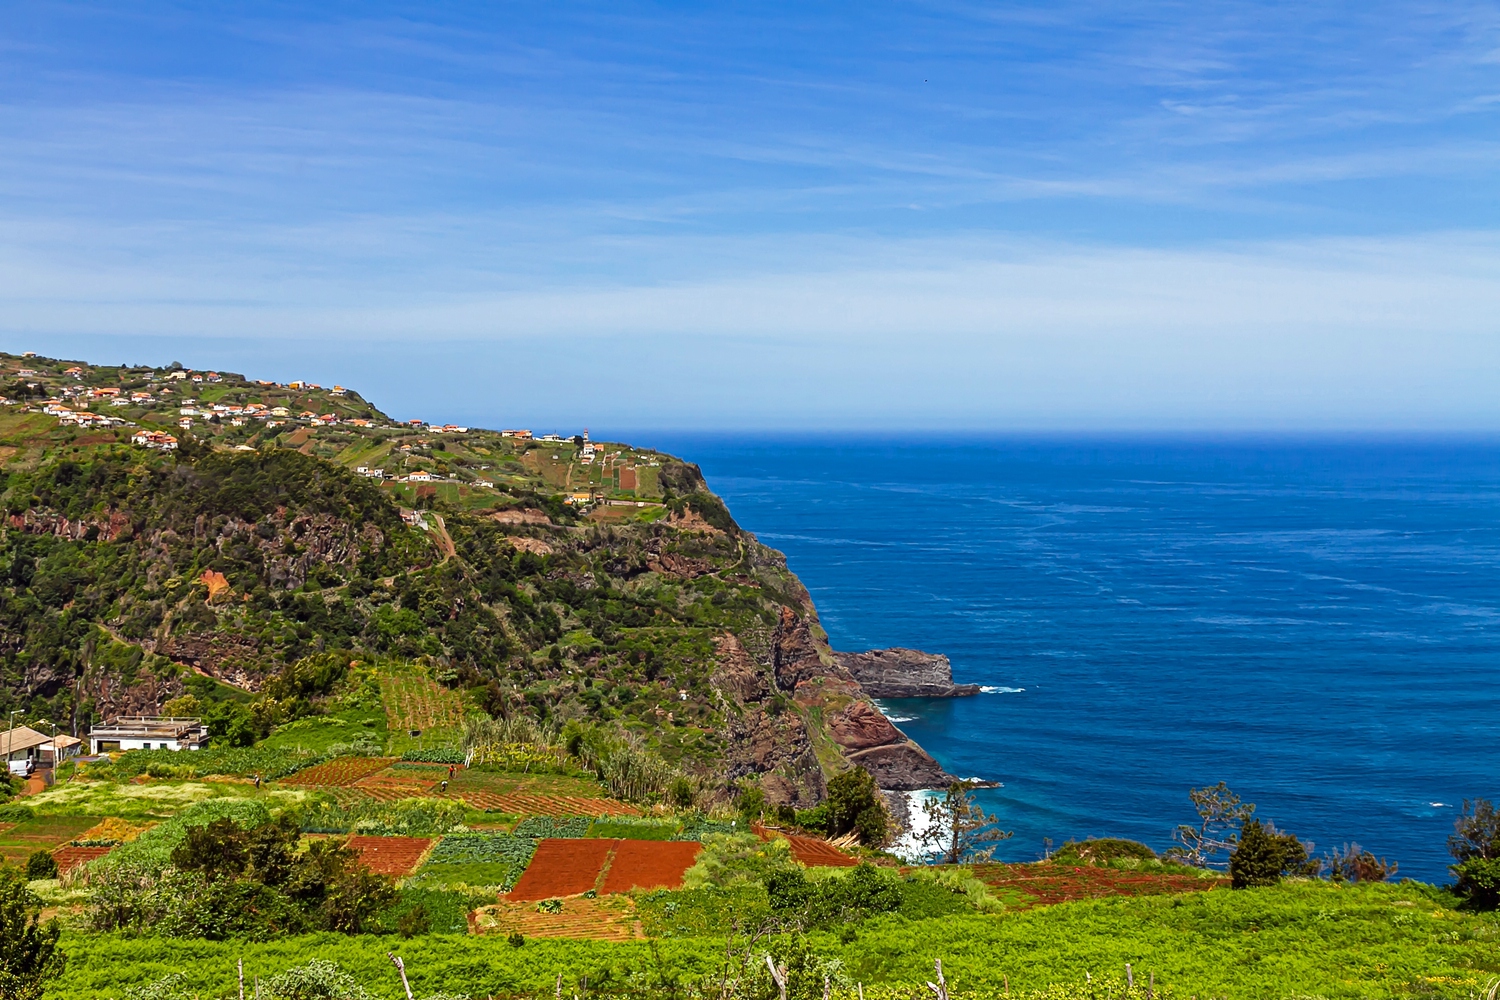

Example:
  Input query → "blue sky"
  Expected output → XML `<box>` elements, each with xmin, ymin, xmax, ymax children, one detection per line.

<box><xmin>4</xmin><ymin>2</ymin><xmax>1500</xmax><ymax>430</ymax></box>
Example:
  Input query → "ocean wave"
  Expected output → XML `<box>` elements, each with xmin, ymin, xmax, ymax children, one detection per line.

<box><xmin>885</xmin><ymin>714</ymin><xmax>916</xmax><ymax>723</ymax></box>
<box><xmin>980</xmin><ymin>686</ymin><xmax>1024</xmax><ymax>694</ymax></box>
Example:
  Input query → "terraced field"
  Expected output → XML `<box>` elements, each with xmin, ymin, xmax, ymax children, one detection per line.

<box><xmin>52</xmin><ymin>845</ymin><xmax>113</xmax><ymax>874</ymax></box>
<box><xmin>346</xmin><ymin>835</ymin><xmax>434</xmax><ymax>876</ymax></box>
<box><xmin>0</xmin><ymin>816</ymin><xmax>99</xmax><ymax>864</ymax></box>
<box><xmin>282</xmin><ymin>757</ymin><xmax>397</xmax><ymax>787</ymax></box>
<box><xmin>446</xmin><ymin>791</ymin><xmax>638</xmax><ymax>816</ymax></box>
<box><xmin>755</xmin><ymin>826</ymin><xmax>858</xmax><ymax>867</ymax></box>
<box><xmin>472</xmin><ymin>895</ymin><xmax>643</xmax><ymax>942</ymax></box>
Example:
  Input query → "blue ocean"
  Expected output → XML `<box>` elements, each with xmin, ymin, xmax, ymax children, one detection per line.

<box><xmin>643</xmin><ymin>435</ymin><xmax>1500</xmax><ymax>882</ymax></box>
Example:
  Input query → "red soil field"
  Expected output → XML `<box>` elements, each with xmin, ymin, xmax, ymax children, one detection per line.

<box><xmin>346</xmin><ymin>835</ymin><xmax>434</xmax><ymax>876</ymax></box>
<box><xmin>753</xmin><ymin>826</ymin><xmax>857</xmax><ymax>867</ymax></box>
<box><xmin>600</xmin><ymin>840</ymin><xmax>701</xmax><ymax>894</ymax></box>
<box><xmin>283</xmin><ymin>757</ymin><xmax>396</xmax><ymax>787</ymax></box>
<box><xmin>507</xmin><ymin>838</ymin><xmax>616</xmax><ymax>900</ymax></box>
<box><xmin>970</xmin><ymin>862</ymin><xmax>1228</xmax><ymax>909</ymax></box>
<box><xmin>52</xmin><ymin>845</ymin><xmax>113</xmax><ymax>875</ymax></box>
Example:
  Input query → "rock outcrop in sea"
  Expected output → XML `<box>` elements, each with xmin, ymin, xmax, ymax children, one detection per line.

<box><xmin>835</xmin><ymin>647</ymin><xmax>981</xmax><ymax>698</ymax></box>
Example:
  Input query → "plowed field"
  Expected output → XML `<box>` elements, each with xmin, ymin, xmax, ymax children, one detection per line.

<box><xmin>599</xmin><ymin>840</ymin><xmax>701</xmax><ymax>894</ymax></box>
<box><xmin>970</xmin><ymin>862</ymin><xmax>1228</xmax><ymax>909</ymax></box>
<box><xmin>507</xmin><ymin>838</ymin><xmax>615</xmax><ymax>900</ymax></box>
<box><xmin>347</xmin><ymin>835</ymin><xmax>434</xmax><ymax>876</ymax></box>
<box><xmin>52</xmin><ymin>845</ymin><xmax>113</xmax><ymax>874</ymax></box>
<box><xmin>283</xmin><ymin>757</ymin><xmax>396</xmax><ymax>787</ymax></box>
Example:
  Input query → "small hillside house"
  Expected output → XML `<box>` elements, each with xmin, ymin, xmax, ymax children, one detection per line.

<box><xmin>87</xmin><ymin>717</ymin><xmax>209</xmax><ymax>754</ymax></box>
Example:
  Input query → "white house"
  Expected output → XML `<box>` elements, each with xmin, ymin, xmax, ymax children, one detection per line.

<box><xmin>87</xmin><ymin>717</ymin><xmax>209</xmax><ymax>754</ymax></box>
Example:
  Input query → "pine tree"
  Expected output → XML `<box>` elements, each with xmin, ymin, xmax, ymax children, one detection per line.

<box><xmin>918</xmin><ymin>780</ymin><xmax>1012</xmax><ymax>864</ymax></box>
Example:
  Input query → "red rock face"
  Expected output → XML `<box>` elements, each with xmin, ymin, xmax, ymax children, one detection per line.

<box><xmin>826</xmin><ymin>699</ymin><xmax>903</xmax><ymax>751</ymax></box>
<box><xmin>772</xmin><ymin>607</ymin><xmax>852</xmax><ymax>692</ymax></box>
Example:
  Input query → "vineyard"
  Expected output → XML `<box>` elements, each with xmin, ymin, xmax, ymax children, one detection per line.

<box><xmin>380</xmin><ymin>670</ymin><xmax>467</xmax><ymax>734</ymax></box>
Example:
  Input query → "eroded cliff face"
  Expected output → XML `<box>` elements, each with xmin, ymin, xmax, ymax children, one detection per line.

<box><xmin>835</xmin><ymin>647</ymin><xmax>980</xmax><ymax>698</ymax></box>
<box><xmin>711</xmin><ymin>607</ymin><xmax>958</xmax><ymax>802</ymax></box>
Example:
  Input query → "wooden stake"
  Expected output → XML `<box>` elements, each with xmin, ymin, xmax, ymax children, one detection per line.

<box><xmin>238</xmin><ymin>958</ymin><xmax>244</xmax><ymax>1000</ymax></box>
<box><xmin>765</xmin><ymin>954</ymin><xmax>788</xmax><ymax>1000</ymax></box>
<box><xmin>388</xmin><ymin>953</ymin><xmax>414</xmax><ymax>1000</ymax></box>
<box><xmin>1125</xmin><ymin>964</ymin><xmax>1134</xmax><ymax>990</ymax></box>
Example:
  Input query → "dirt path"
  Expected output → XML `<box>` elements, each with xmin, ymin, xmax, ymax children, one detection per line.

<box><xmin>427</xmin><ymin>512</ymin><xmax>457</xmax><ymax>561</ymax></box>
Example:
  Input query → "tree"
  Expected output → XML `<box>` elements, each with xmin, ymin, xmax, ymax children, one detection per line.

<box><xmin>0</xmin><ymin>865</ymin><xmax>65</xmax><ymax>1000</ymax></box>
<box><xmin>1449</xmin><ymin>798</ymin><xmax>1500</xmax><ymax>910</ymax></box>
<box><xmin>1166</xmin><ymin>781</ymin><xmax>1256</xmax><ymax>868</ymax></box>
<box><xmin>1450</xmin><ymin>799</ymin><xmax>1500</xmax><ymax>862</ymax></box>
<box><xmin>918</xmin><ymin>780</ymin><xmax>1013</xmax><ymax>864</ymax></box>
<box><xmin>1229</xmin><ymin>819</ymin><xmax>1316</xmax><ymax>888</ymax></box>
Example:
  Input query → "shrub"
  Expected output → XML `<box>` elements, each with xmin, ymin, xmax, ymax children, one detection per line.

<box><xmin>262</xmin><ymin>959</ymin><xmax>374</xmax><ymax>1000</ymax></box>
<box><xmin>1322</xmin><ymin>843</ymin><xmax>1398</xmax><ymax>883</ymax></box>
<box><xmin>1452</xmin><ymin>857</ymin><xmax>1500</xmax><ymax>911</ymax></box>
<box><xmin>1229</xmin><ymin>819</ymin><xmax>1316</xmax><ymax>888</ymax></box>
<box><xmin>1051</xmin><ymin>839</ymin><xmax>1157</xmax><ymax>866</ymax></box>
<box><xmin>683</xmin><ymin>833</ymin><xmax>800</xmax><ymax>889</ymax></box>
<box><xmin>23</xmin><ymin>851</ymin><xmax>57</xmax><ymax>881</ymax></box>
<box><xmin>95</xmin><ymin>798</ymin><xmax>274</xmax><ymax>875</ymax></box>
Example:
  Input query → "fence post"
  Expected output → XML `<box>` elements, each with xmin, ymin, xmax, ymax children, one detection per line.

<box><xmin>1125</xmin><ymin>964</ymin><xmax>1134</xmax><ymax>990</ymax></box>
<box><xmin>238</xmin><ymin>958</ymin><xmax>244</xmax><ymax>1000</ymax></box>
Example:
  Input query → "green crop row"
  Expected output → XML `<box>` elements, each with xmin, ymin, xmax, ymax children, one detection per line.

<box><xmin>513</xmin><ymin>816</ymin><xmax>590</xmax><ymax>838</ymax></box>
<box><xmin>44</xmin><ymin>880</ymin><xmax>1500</xmax><ymax>1000</ymax></box>
<box><xmin>88</xmin><ymin>746</ymin><xmax>327</xmax><ymax>781</ymax></box>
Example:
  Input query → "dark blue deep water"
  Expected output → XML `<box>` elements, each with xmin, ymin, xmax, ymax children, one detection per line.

<box><xmin>643</xmin><ymin>435</ymin><xmax>1500</xmax><ymax>881</ymax></box>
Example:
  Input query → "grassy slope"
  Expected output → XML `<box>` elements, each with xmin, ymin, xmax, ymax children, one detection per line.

<box><xmin>47</xmin><ymin>881</ymin><xmax>1500</xmax><ymax>999</ymax></box>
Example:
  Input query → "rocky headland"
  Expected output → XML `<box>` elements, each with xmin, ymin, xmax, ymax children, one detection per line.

<box><xmin>835</xmin><ymin>647</ymin><xmax>981</xmax><ymax>698</ymax></box>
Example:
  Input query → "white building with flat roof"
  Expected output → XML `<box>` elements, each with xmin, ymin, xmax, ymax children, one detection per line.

<box><xmin>87</xmin><ymin>717</ymin><xmax>208</xmax><ymax>754</ymax></box>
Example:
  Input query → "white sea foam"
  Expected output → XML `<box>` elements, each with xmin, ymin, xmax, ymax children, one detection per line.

<box><xmin>980</xmin><ymin>686</ymin><xmax>1025</xmax><ymax>694</ymax></box>
<box><xmin>885</xmin><ymin>715</ymin><xmax>916</xmax><ymax>723</ymax></box>
<box><xmin>889</xmin><ymin>788</ymin><xmax>944</xmax><ymax>864</ymax></box>
<box><xmin>1431</xmin><ymin>802</ymin><xmax>1450</xmax><ymax>808</ymax></box>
